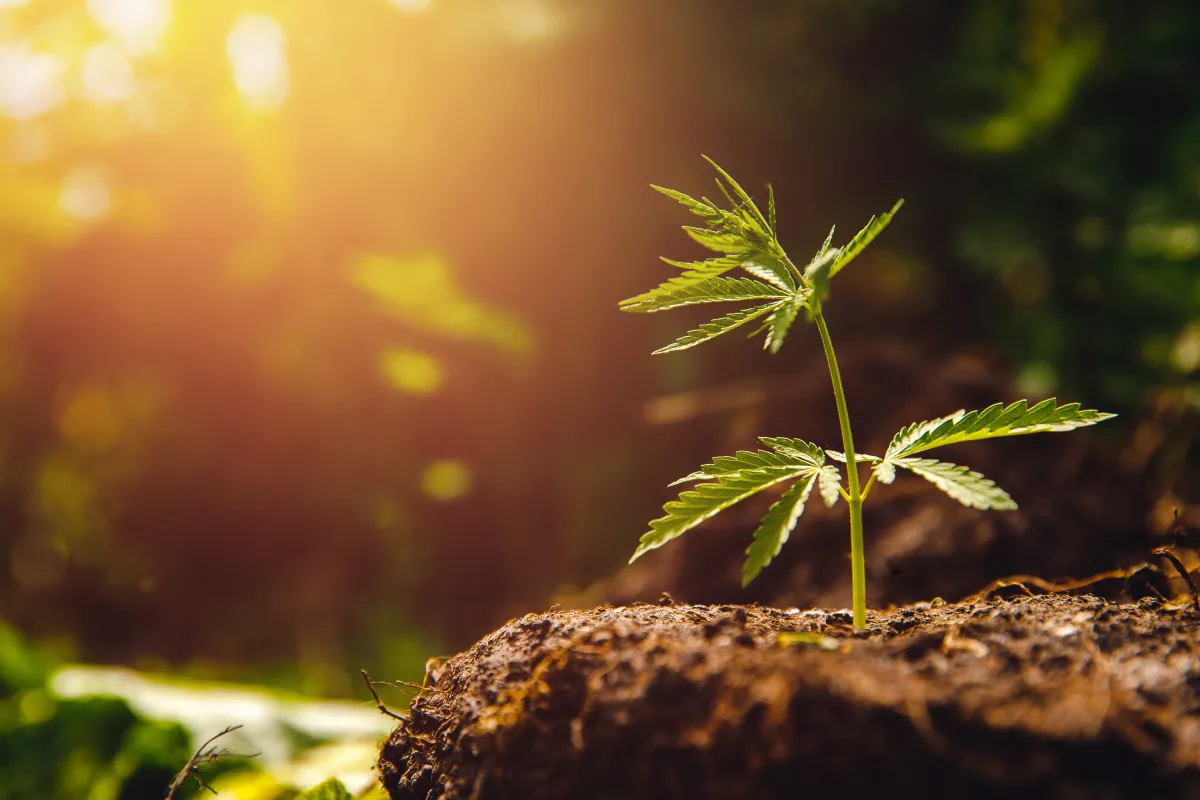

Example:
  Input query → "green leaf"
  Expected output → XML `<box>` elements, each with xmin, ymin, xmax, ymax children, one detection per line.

<box><xmin>741</xmin><ymin>257</ymin><xmax>795</xmax><ymax>291</ymax></box>
<box><xmin>632</xmin><ymin>464</ymin><xmax>817</xmax><ymax>563</ymax></box>
<box><xmin>872</xmin><ymin>460</ymin><xmax>896</xmax><ymax>485</ymax></box>
<box><xmin>817</xmin><ymin>464</ymin><xmax>842</xmax><ymax>507</ymax></box>
<box><xmin>742</xmin><ymin>472</ymin><xmax>819</xmax><ymax>585</ymax></box>
<box><xmin>652</xmin><ymin>303</ymin><xmax>781</xmax><ymax>354</ymax></box>
<box><xmin>813</xmin><ymin>225</ymin><xmax>835</xmax><ymax>261</ymax></box>
<box><xmin>651</xmin><ymin>185</ymin><xmax>720</xmax><ymax>221</ymax></box>
<box><xmin>619</xmin><ymin>276</ymin><xmax>789</xmax><ymax>314</ymax></box>
<box><xmin>667</xmin><ymin>445</ymin><xmax>818</xmax><ymax>487</ymax></box>
<box><xmin>759</xmin><ymin>437</ymin><xmax>827</xmax><ymax>468</ymax></box>
<box><xmin>297</xmin><ymin>779</ymin><xmax>353</xmax><ymax>800</ymax></box>
<box><xmin>702</xmin><ymin>155</ymin><xmax>771</xmax><ymax>232</ymax></box>
<box><xmin>767</xmin><ymin>183</ymin><xmax>777</xmax><ymax>234</ymax></box>
<box><xmin>885</xmin><ymin>398</ymin><xmax>1117</xmax><ymax>460</ymax></box>
<box><xmin>891</xmin><ymin>458</ymin><xmax>1016</xmax><ymax>510</ymax></box>
<box><xmin>684</xmin><ymin>225</ymin><xmax>750</xmax><ymax>254</ymax></box>
<box><xmin>659</xmin><ymin>254</ymin><xmax>745</xmax><ymax>272</ymax></box>
<box><xmin>824</xmin><ymin>450</ymin><xmax>881</xmax><ymax>464</ymax></box>
<box><xmin>802</xmin><ymin>246</ymin><xmax>840</xmax><ymax>301</ymax></box>
<box><xmin>620</xmin><ymin>256</ymin><xmax>753</xmax><ymax>312</ymax></box>
<box><xmin>827</xmin><ymin>199</ymin><xmax>904</xmax><ymax>280</ymax></box>
<box><xmin>763</xmin><ymin>290</ymin><xmax>811</xmax><ymax>353</ymax></box>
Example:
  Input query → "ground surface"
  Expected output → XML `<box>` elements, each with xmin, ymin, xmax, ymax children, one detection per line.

<box><xmin>379</xmin><ymin>593</ymin><xmax>1200</xmax><ymax>800</ymax></box>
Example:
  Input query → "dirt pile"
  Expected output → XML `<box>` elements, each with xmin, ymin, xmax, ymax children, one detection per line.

<box><xmin>379</xmin><ymin>594</ymin><xmax>1200</xmax><ymax>799</ymax></box>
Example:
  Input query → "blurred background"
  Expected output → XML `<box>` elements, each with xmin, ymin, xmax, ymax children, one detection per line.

<box><xmin>1</xmin><ymin>0</ymin><xmax>1199</xmax><ymax>795</ymax></box>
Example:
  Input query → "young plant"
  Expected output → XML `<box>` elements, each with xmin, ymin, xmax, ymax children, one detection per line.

<box><xmin>621</xmin><ymin>157</ymin><xmax>1116</xmax><ymax>629</ymax></box>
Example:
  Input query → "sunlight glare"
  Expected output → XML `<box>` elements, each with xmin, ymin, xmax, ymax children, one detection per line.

<box><xmin>0</xmin><ymin>45</ymin><xmax>65</xmax><ymax>120</ymax></box>
<box><xmin>226</xmin><ymin>14</ymin><xmax>290</xmax><ymax>111</ymax></box>
<box><xmin>498</xmin><ymin>0</ymin><xmax>559</xmax><ymax>42</ymax></box>
<box><xmin>59</xmin><ymin>166</ymin><xmax>111</xmax><ymax>221</ymax></box>
<box><xmin>87</xmin><ymin>0</ymin><xmax>171</xmax><ymax>55</ymax></box>
<box><xmin>420</xmin><ymin>460</ymin><xmax>472</xmax><ymax>502</ymax></box>
<box><xmin>81</xmin><ymin>43</ymin><xmax>135</xmax><ymax>103</ymax></box>
<box><xmin>0</xmin><ymin>0</ymin><xmax>31</xmax><ymax>8</ymax></box>
<box><xmin>388</xmin><ymin>0</ymin><xmax>433</xmax><ymax>13</ymax></box>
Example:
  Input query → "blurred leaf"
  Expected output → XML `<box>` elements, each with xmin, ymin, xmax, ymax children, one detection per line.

<box><xmin>353</xmin><ymin>254</ymin><xmax>530</xmax><ymax>352</ymax></box>
<box><xmin>296</xmin><ymin>778</ymin><xmax>352</xmax><ymax>800</ymax></box>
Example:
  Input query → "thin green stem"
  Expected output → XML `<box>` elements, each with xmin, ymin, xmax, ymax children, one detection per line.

<box><xmin>859</xmin><ymin>473</ymin><xmax>877</xmax><ymax>503</ymax></box>
<box><xmin>813</xmin><ymin>307</ymin><xmax>867</xmax><ymax>629</ymax></box>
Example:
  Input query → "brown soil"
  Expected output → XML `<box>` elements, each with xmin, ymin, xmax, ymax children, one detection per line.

<box><xmin>379</xmin><ymin>593</ymin><xmax>1200</xmax><ymax>800</ymax></box>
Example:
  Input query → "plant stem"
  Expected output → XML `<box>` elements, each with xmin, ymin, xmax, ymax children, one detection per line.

<box><xmin>813</xmin><ymin>307</ymin><xmax>867</xmax><ymax>629</ymax></box>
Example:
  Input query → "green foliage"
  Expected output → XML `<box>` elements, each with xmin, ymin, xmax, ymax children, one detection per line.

<box><xmin>296</xmin><ymin>778</ymin><xmax>353</xmax><ymax>800</ymax></box>
<box><xmin>630</xmin><ymin>440</ymin><xmax>826</xmax><ymax>564</ymax></box>
<box><xmin>743</xmin><ymin>472</ymin><xmax>820</xmax><ymax>586</ymax></box>
<box><xmin>884</xmin><ymin>399</ymin><xmax>1117</xmax><ymax>460</ymax></box>
<box><xmin>620</xmin><ymin>156</ymin><xmax>820</xmax><ymax>355</ymax></box>
<box><xmin>0</xmin><ymin>623</ymin><xmax>196</xmax><ymax>800</ymax></box>
<box><xmin>623</xmin><ymin>160</ymin><xmax>1114</xmax><ymax>626</ymax></box>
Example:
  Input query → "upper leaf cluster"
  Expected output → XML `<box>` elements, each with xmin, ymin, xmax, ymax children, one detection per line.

<box><xmin>619</xmin><ymin>157</ymin><xmax>901</xmax><ymax>355</ymax></box>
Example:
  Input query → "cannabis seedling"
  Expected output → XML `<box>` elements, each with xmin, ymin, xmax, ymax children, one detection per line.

<box><xmin>621</xmin><ymin>158</ymin><xmax>1115</xmax><ymax>629</ymax></box>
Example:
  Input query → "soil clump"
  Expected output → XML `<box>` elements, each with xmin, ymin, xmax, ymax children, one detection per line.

<box><xmin>379</xmin><ymin>593</ymin><xmax>1200</xmax><ymax>799</ymax></box>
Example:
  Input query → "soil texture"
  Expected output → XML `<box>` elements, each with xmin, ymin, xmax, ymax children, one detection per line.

<box><xmin>379</xmin><ymin>594</ymin><xmax>1200</xmax><ymax>800</ymax></box>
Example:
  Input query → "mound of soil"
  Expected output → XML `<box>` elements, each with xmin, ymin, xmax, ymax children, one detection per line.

<box><xmin>379</xmin><ymin>594</ymin><xmax>1200</xmax><ymax>800</ymax></box>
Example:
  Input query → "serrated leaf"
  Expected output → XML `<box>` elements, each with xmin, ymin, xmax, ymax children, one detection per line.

<box><xmin>621</xmin><ymin>256</ymin><xmax>761</xmax><ymax>314</ymax></box>
<box><xmin>827</xmin><ymin>199</ymin><xmax>904</xmax><ymax>279</ymax></box>
<box><xmin>632</xmin><ymin>463</ymin><xmax>817</xmax><ymax>563</ymax></box>
<box><xmin>803</xmin><ymin>246</ymin><xmax>840</xmax><ymax>301</ymax></box>
<box><xmin>824</xmin><ymin>450</ymin><xmax>882</xmax><ymax>464</ymax></box>
<box><xmin>670</xmin><ymin>443</ymin><xmax>826</xmax><ymax>484</ymax></box>
<box><xmin>759</xmin><ymin>437</ymin><xmax>827</xmax><ymax>468</ymax></box>
<box><xmin>742</xmin><ymin>472</ymin><xmax>819</xmax><ymax>585</ymax></box>
<box><xmin>296</xmin><ymin>779</ymin><xmax>353</xmax><ymax>800</ymax></box>
<box><xmin>817</xmin><ymin>464</ymin><xmax>841</xmax><ymax>507</ymax></box>
<box><xmin>651</xmin><ymin>185</ymin><xmax>720</xmax><ymax>222</ymax></box>
<box><xmin>763</xmin><ymin>290</ymin><xmax>811</xmax><ymax>354</ymax></box>
<box><xmin>891</xmin><ymin>457</ymin><xmax>1015</xmax><ymax>510</ymax></box>
<box><xmin>652</xmin><ymin>303</ymin><xmax>781</xmax><ymax>354</ymax></box>
<box><xmin>702</xmin><ymin>155</ymin><xmax>771</xmax><ymax>232</ymax></box>
<box><xmin>659</xmin><ymin>254</ymin><xmax>745</xmax><ymax>272</ymax></box>
<box><xmin>767</xmin><ymin>183</ymin><xmax>777</xmax><ymax>234</ymax></box>
<box><xmin>813</xmin><ymin>225</ymin><xmax>835</xmax><ymax>261</ymax></box>
<box><xmin>684</xmin><ymin>226</ymin><xmax>750</xmax><ymax>254</ymax></box>
<box><xmin>872</xmin><ymin>460</ymin><xmax>896</xmax><ymax>484</ymax></box>
<box><xmin>619</xmin><ymin>276</ymin><xmax>789</xmax><ymax>314</ymax></box>
<box><xmin>742</xmin><ymin>257</ymin><xmax>795</xmax><ymax>291</ymax></box>
<box><xmin>885</xmin><ymin>398</ymin><xmax>1117</xmax><ymax>460</ymax></box>
<box><xmin>706</xmin><ymin>448</ymin><xmax>815</xmax><ymax>475</ymax></box>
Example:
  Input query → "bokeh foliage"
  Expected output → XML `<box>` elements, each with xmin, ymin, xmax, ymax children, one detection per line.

<box><xmin>0</xmin><ymin>0</ymin><xmax>1196</xmax><ymax>696</ymax></box>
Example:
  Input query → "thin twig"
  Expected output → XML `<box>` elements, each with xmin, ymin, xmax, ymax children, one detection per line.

<box><xmin>361</xmin><ymin>669</ymin><xmax>407</xmax><ymax>722</ymax></box>
<box><xmin>1153</xmin><ymin>547</ymin><xmax>1199</xmax><ymax>609</ymax></box>
<box><xmin>165</xmin><ymin>725</ymin><xmax>259</xmax><ymax>799</ymax></box>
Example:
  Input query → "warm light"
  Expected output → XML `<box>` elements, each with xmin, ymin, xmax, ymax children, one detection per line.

<box><xmin>87</xmin><ymin>0</ymin><xmax>171</xmax><ymax>55</ymax></box>
<box><xmin>226</xmin><ymin>14</ymin><xmax>290</xmax><ymax>110</ymax></box>
<box><xmin>498</xmin><ymin>0</ymin><xmax>558</xmax><ymax>42</ymax></box>
<box><xmin>81</xmin><ymin>43</ymin><xmax>135</xmax><ymax>103</ymax></box>
<box><xmin>59</xmin><ymin>166</ymin><xmax>111</xmax><ymax>220</ymax></box>
<box><xmin>0</xmin><ymin>45</ymin><xmax>65</xmax><ymax>120</ymax></box>
<box><xmin>0</xmin><ymin>0</ymin><xmax>31</xmax><ymax>8</ymax></box>
<box><xmin>379</xmin><ymin>348</ymin><xmax>444</xmax><ymax>396</ymax></box>
<box><xmin>388</xmin><ymin>0</ymin><xmax>433</xmax><ymax>13</ymax></box>
<box><xmin>420</xmin><ymin>460</ymin><xmax>472</xmax><ymax>502</ymax></box>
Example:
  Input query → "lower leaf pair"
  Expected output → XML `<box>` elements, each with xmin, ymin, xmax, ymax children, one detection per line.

<box><xmin>630</xmin><ymin>399</ymin><xmax>1114</xmax><ymax>586</ymax></box>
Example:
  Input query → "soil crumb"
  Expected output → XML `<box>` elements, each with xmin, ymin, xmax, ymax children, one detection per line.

<box><xmin>380</xmin><ymin>595</ymin><xmax>1200</xmax><ymax>800</ymax></box>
